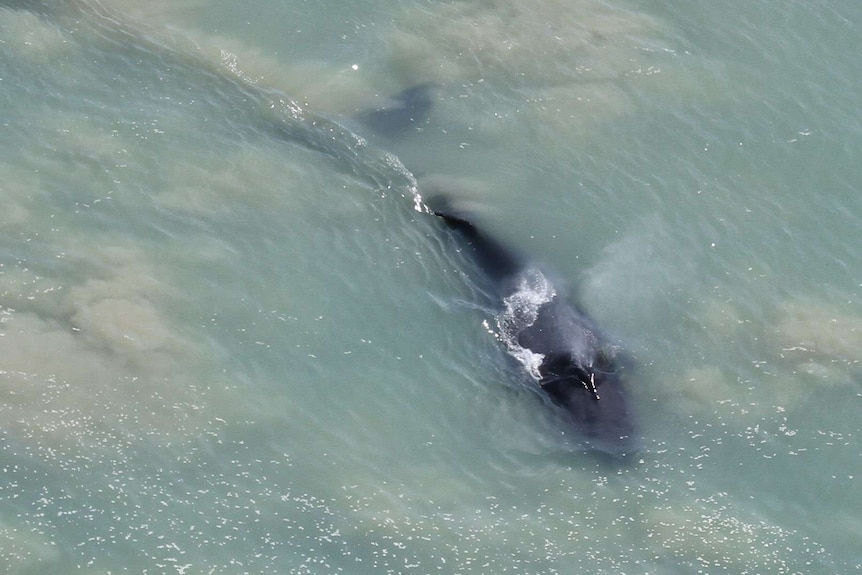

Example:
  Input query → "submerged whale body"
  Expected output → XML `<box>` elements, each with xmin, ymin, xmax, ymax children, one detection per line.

<box><xmin>429</xmin><ymin>206</ymin><xmax>636</xmax><ymax>455</ymax></box>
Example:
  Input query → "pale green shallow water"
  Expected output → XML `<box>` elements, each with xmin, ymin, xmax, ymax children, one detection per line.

<box><xmin>0</xmin><ymin>1</ymin><xmax>860</xmax><ymax>573</ymax></box>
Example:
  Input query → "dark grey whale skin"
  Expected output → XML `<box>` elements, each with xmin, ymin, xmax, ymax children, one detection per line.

<box><xmin>429</xmin><ymin>207</ymin><xmax>637</xmax><ymax>456</ymax></box>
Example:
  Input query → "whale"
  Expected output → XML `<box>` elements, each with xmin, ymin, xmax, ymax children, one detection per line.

<box><xmin>428</xmin><ymin>205</ymin><xmax>636</xmax><ymax>456</ymax></box>
<box><xmin>357</xmin><ymin>84</ymin><xmax>637</xmax><ymax>455</ymax></box>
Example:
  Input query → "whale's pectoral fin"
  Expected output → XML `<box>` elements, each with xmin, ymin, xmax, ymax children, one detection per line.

<box><xmin>358</xmin><ymin>83</ymin><xmax>435</xmax><ymax>137</ymax></box>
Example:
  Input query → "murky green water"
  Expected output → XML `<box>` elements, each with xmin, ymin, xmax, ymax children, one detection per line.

<box><xmin>1</xmin><ymin>1</ymin><xmax>860</xmax><ymax>572</ymax></box>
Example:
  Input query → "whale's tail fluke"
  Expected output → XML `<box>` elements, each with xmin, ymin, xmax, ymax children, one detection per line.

<box><xmin>358</xmin><ymin>83</ymin><xmax>435</xmax><ymax>137</ymax></box>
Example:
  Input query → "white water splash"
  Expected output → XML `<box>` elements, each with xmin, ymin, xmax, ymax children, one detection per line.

<box><xmin>491</xmin><ymin>267</ymin><xmax>556</xmax><ymax>380</ymax></box>
<box><xmin>381</xmin><ymin>152</ymin><xmax>426</xmax><ymax>213</ymax></box>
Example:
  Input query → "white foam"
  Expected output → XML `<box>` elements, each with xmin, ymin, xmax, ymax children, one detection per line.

<box><xmin>492</xmin><ymin>267</ymin><xmax>555</xmax><ymax>380</ymax></box>
<box><xmin>381</xmin><ymin>152</ymin><xmax>425</xmax><ymax>213</ymax></box>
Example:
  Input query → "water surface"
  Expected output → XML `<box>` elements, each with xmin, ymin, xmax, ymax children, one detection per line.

<box><xmin>1</xmin><ymin>0</ymin><xmax>860</xmax><ymax>572</ymax></box>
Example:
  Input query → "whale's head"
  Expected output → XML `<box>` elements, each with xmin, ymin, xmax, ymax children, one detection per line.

<box><xmin>539</xmin><ymin>354</ymin><xmax>637</xmax><ymax>457</ymax></box>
